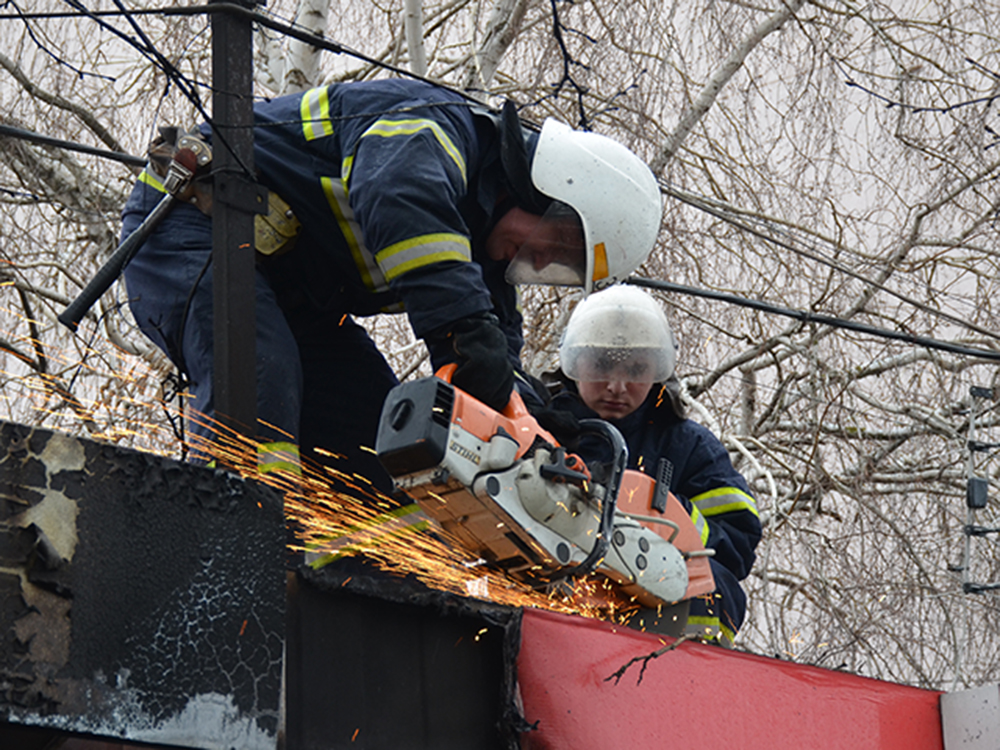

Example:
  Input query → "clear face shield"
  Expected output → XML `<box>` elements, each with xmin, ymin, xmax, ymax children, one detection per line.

<box><xmin>568</xmin><ymin>347</ymin><xmax>664</xmax><ymax>385</ymax></box>
<box><xmin>504</xmin><ymin>201</ymin><xmax>588</xmax><ymax>287</ymax></box>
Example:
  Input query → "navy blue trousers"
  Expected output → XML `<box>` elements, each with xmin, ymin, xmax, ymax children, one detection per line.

<box><xmin>121</xmin><ymin>182</ymin><xmax>398</xmax><ymax>492</ymax></box>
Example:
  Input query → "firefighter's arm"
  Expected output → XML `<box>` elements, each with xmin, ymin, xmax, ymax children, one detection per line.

<box><xmin>346</xmin><ymin>107</ymin><xmax>494</xmax><ymax>335</ymax></box>
<box><xmin>346</xmin><ymin>106</ymin><xmax>518</xmax><ymax>410</ymax></box>
<box><xmin>675</xmin><ymin>431</ymin><xmax>762</xmax><ymax>581</ymax></box>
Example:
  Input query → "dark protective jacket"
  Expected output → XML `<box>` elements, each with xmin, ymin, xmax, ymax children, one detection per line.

<box><xmin>550</xmin><ymin>385</ymin><xmax>762</xmax><ymax>643</ymax></box>
<box><xmin>122</xmin><ymin>79</ymin><xmax>537</xmax><ymax>477</ymax></box>
<box><xmin>248</xmin><ymin>79</ymin><xmax>525</xmax><ymax>352</ymax></box>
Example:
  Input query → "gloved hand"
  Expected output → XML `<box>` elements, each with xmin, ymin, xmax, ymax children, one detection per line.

<box><xmin>448</xmin><ymin>313</ymin><xmax>515</xmax><ymax>412</ymax></box>
<box><xmin>532</xmin><ymin>407</ymin><xmax>583</xmax><ymax>449</ymax></box>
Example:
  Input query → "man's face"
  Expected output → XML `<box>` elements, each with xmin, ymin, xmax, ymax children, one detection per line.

<box><xmin>577</xmin><ymin>378</ymin><xmax>654</xmax><ymax>420</ymax></box>
<box><xmin>486</xmin><ymin>206</ymin><xmax>542</xmax><ymax>263</ymax></box>
<box><xmin>486</xmin><ymin>205</ymin><xmax>587</xmax><ymax>287</ymax></box>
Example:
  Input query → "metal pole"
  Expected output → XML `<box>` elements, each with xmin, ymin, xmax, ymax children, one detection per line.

<box><xmin>210</xmin><ymin>0</ymin><xmax>265</xmax><ymax>437</ymax></box>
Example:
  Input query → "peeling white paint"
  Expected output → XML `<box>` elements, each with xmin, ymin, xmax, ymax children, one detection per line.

<box><xmin>126</xmin><ymin>692</ymin><xmax>278</xmax><ymax>750</ymax></box>
<box><xmin>8</xmin><ymin>690</ymin><xmax>278</xmax><ymax>750</ymax></box>
<box><xmin>15</xmin><ymin>488</ymin><xmax>79</xmax><ymax>562</ymax></box>
<box><xmin>8</xmin><ymin>431</ymin><xmax>85</xmax><ymax>561</ymax></box>
<box><xmin>40</xmin><ymin>432</ymin><xmax>86</xmax><ymax>474</ymax></box>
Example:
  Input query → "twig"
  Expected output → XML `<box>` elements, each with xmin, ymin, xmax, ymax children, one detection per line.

<box><xmin>605</xmin><ymin>634</ymin><xmax>698</xmax><ymax>686</ymax></box>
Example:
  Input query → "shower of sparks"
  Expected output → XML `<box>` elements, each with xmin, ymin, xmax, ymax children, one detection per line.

<box><xmin>0</xmin><ymin>312</ymin><xmax>182</xmax><ymax>454</ymax></box>
<box><xmin>182</xmin><ymin>416</ymin><xmax>640</xmax><ymax>621</ymax></box>
<box><xmin>0</xmin><ymin>311</ymin><xmax>642</xmax><ymax>625</ymax></box>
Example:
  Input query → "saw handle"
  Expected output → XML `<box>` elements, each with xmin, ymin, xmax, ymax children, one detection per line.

<box><xmin>434</xmin><ymin>364</ymin><xmax>533</xmax><ymax>422</ymax></box>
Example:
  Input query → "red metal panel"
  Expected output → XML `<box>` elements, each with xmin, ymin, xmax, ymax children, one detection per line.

<box><xmin>517</xmin><ymin>608</ymin><xmax>943</xmax><ymax>750</ymax></box>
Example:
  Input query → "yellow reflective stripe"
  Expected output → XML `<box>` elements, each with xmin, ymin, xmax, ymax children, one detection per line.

<box><xmin>258</xmin><ymin>441</ymin><xmax>301</xmax><ymax>476</ymax></box>
<box><xmin>138</xmin><ymin>168</ymin><xmax>167</xmax><ymax>194</ymax></box>
<box><xmin>360</xmin><ymin>118</ymin><xmax>467</xmax><ymax>184</ymax></box>
<box><xmin>345</xmin><ymin>501</ymin><xmax>426</xmax><ymax>530</ymax></box>
<box><xmin>300</xmin><ymin>86</ymin><xmax>334</xmax><ymax>141</ymax></box>
<box><xmin>320</xmin><ymin>176</ymin><xmax>388</xmax><ymax>292</ymax></box>
<box><xmin>342</xmin><ymin>154</ymin><xmax>355</xmax><ymax>185</ymax></box>
<box><xmin>685</xmin><ymin>615</ymin><xmax>735</xmax><ymax>645</ymax></box>
<box><xmin>307</xmin><ymin>503</ymin><xmax>430</xmax><ymax>567</ymax></box>
<box><xmin>375</xmin><ymin>234</ymin><xmax>471</xmax><ymax>281</ymax></box>
<box><xmin>691</xmin><ymin>487</ymin><xmax>759</xmax><ymax>518</ymax></box>
<box><xmin>690</xmin><ymin>503</ymin><xmax>709</xmax><ymax>546</ymax></box>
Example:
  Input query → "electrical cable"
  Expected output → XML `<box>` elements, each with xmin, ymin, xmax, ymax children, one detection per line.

<box><xmin>0</xmin><ymin>124</ymin><xmax>146</xmax><ymax>167</ymax></box>
<box><xmin>58</xmin><ymin>0</ymin><xmax>258</xmax><ymax>181</ymax></box>
<box><xmin>8</xmin><ymin>3</ymin><xmax>1000</xmax><ymax>373</ymax></box>
<box><xmin>2</xmin><ymin>3</ymin><xmax>485</xmax><ymax>105</ymax></box>
<box><xmin>627</xmin><ymin>276</ymin><xmax>1000</xmax><ymax>362</ymax></box>
<box><xmin>659</xmin><ymin>181</ymin><xmax>1000</xmax><ymax>343</ymax></box>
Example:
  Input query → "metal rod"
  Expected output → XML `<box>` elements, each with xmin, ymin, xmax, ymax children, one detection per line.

<box><xmin>58</xmin><ymin>193</ymin><xmax>177</xmax><ymax>331</ymax></box>
<box><xmin>0</xmin><ymin>124</ymin><xmax>146</xmax><ymax>168</ymax></box>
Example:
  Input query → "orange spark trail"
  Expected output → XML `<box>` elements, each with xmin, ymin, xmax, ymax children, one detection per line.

<box><xmin>0</xmin><ymin>309</ymin><xmax>637</xmax><ymax>624</ymax></box>
<box><xmin>188</xmin><ymin>418</ymin><xmax>637</xmax><ymax>622</ymax></box>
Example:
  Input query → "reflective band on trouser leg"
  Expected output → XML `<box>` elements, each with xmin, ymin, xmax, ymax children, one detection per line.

<box><xmin>258</xmin><ymin>441</ymin><xmax>302</xmax><ymax>476</ymax></box>
<box><xmin>306</xmin><ymin>503</ymin><xmax>431</xmax><ymax>568</ymax></box>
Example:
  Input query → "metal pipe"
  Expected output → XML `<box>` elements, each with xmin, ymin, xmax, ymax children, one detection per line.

<box><xmin>58</xmin><ymin>192</ymin><xmax>177</xmax><ymax>331</ymax></box>
<box><xmin>0</xmin><ymin>124</ymin><xmax>145</xmax><ymax>168</ymax></box>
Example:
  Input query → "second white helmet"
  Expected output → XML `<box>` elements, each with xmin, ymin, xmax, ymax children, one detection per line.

<box><xmin>559</xmin><ymin>285</ymin><xmax>676</xmax><ymax>383</ymax></box>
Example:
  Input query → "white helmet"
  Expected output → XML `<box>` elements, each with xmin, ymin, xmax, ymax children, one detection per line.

<box><xmin>506</xmin><ymin>119</ymin><xmax>663</xmax><ymax>293</ymax></box>
<box><xmin>559</xmin><ymin>285</ymin><xmax>676</xmax><ymax>383</ymax></box>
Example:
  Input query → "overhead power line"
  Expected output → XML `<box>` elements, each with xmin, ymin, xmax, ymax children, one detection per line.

<box><xmin>659</xmin><ymin>181</ymin><xmax>1000</xmax><ymax>344</ymax></box>
<box><xmin>6</xmin><ymin>2</ymin><xmax>1000</xmax><ymax>367</ymax></box>
<box><xmin>0</xmin><ymin>3</ymin><xmax>479</xmax><ymax>104</ymax></box>
<box><xmin>628</xmin><ymin>277</ymin><xmax>1000</xmax><ymax>363</ymax></box>
<box><xmin>5</xmin><ymin>123</ymin><xmax>1000</xmax><ymax>366</ymax></box>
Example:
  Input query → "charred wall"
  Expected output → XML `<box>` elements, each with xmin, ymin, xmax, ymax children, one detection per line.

<box><xmin>0</xmin><ymin>422</ymin><xmax>285</xmax><ymax>749</ymax></box>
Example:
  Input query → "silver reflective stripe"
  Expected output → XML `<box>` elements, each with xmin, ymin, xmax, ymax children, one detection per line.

<box><xmin>691</xmin><ymin>487</ymin><xmax>759</xmax><ymax>517</ymax></box>
<box><xmin>690</xmin><ymin>504</ymin><xmax>709</xmax><ymax>545</ymax></box>
<box><xmin>138</xmin><ymin>167</ymin><xmax>167</xmax><ymax>194</ymax></box>
<box><xmin>375</xmin><ymin>234</ymin><xmax>472</xmax><ymax>281</ymax></box>
<box><xmin>300</xmin><ymin>86</ymin><xmax>334</xmax><ymax>141</ymax></box>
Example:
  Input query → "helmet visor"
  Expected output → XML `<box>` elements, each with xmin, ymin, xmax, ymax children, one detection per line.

<box><xmin>504</xmin><ymin>201</ymin><xmax>587</xmax><ymax>287</ymax></box>
<box><xmin>565</xmin><ymin>346</ymin><xmax>666</xmax><ymax>384</ymax></box>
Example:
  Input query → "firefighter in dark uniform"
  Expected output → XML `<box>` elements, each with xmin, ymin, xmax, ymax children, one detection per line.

<box><xmin>121</xmin><ymin>79</ymin><xmax>662</xmax><ymax>484</ymax></box>
<box><xmin>544</xmin><ymin>285</ymin><xmax>762</xmax><ymax>645</ymax></box>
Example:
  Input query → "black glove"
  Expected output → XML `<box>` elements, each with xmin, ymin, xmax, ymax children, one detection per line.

<box><xmin>533</xmin><ymin>407</ymin><xmax>583</xmax><ymax>449</ymax></box>
<box><xmin>448</xmin><ymin>313</ymin><xmax>515</xmax><ymax>412</ymax></box>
